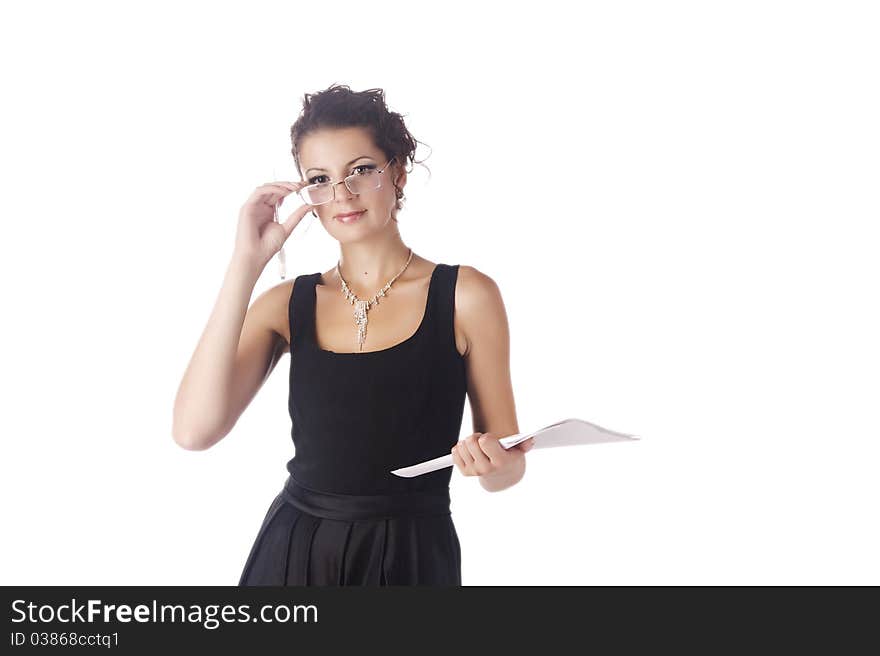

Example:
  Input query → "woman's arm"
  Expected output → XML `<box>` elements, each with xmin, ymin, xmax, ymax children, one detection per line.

<box><xmin>451</xmin><ymin>266</ymin><xmax>533</xmax><ymax>492</ymax></box>
<box><xmin>171</xmin><ymin>254</ymin><xmax>286</xmax><ymax>450</ymax></box>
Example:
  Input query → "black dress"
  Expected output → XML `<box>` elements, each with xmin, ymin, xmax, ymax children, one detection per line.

<box><xmin>238</xmin><ymin>263</ymin><xmax>468</xmax><ymax>586</ymax></box>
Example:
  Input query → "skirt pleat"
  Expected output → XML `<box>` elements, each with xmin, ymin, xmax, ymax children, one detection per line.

<box><xmin>238</xmin><ymin>476</ymin><xmax>461</xmax><ymax>586</ymax></box>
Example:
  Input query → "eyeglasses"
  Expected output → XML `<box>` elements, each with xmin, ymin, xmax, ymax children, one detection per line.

<box><xmin>297</xmin><ymin>158</ymin><xmax>395</xmax><ymax>206</ymax></box>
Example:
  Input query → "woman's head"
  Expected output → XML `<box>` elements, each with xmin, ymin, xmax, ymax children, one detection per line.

<box><xmin>289</xmin><ymin>84</ymin><xmax>429</xmax><ymax>241</ymax></box>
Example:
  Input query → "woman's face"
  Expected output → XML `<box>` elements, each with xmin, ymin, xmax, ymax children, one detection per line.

<box><xmin>297</xmin><ymin>127</ymin><xmax>406</xmax><ymax>241</ymax></box>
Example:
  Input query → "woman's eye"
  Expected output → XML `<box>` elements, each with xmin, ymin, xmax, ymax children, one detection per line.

<box><xmin>308</xmin><ymin>165</ymin><xmax>374</xmax><ymax>184</ymax></box>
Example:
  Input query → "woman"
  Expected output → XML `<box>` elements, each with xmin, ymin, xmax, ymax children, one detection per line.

<box><xmin>172</xmin><ymin>84</ymin><xmax>534</xmax><ymax>585</ymax></box>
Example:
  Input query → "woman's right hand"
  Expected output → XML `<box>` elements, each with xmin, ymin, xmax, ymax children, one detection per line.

<box><xmin>233</xmin><ymin>180</ymin><xmax>315</xmax><ymax>270</ymax></box>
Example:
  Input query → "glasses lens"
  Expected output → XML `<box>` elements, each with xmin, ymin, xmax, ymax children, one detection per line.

<box><xmin>301</xmin><ymin>183</ymin><xmax>332</xmax><ymax>205</ymax></box>
<box><xmin>300</xmin><ymin>169</ymin><xmax>382</xmax><ymax>205</ymax></box>
<box><xmin>347</xmin><ymin>169</ymin><xmax>381</xmax><ymax>195</ymax></box>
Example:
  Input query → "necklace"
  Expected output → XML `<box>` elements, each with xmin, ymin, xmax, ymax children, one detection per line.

<box><xmin>335</xmin><ymin>248</ymin><xmax>414</xmax><ymax>351</ymax></box>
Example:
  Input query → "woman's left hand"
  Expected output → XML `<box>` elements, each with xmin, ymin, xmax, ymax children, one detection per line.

<box><xmin>451</xmin><ymin>432</ymin><xmax>535</xmax><ymax>486</ymax></box>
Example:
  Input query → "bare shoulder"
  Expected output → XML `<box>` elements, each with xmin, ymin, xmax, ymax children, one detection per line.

<box><xmin>248</xmin><ymin>277</ymin><xmax>295</xmax><ymax>354</ymax></box>
<box><xmin>454</xmin><ymin>265</ymin><xmax>507</xmax><ymax>358</ymax></box>
<box><xmin>455</xmin><ymin>264</ymin><xmax>504</xmax><ymax>311</ymax></box>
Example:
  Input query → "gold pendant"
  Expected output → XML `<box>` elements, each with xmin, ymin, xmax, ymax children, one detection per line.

<box><xmin>354</xmin><ymin>300</ymin><xmax>368</xmax><ymax>351</ymax></box>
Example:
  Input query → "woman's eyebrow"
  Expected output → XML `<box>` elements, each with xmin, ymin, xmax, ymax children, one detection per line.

<box><xmin>305</xmin><ymin>156</ymin><xmax>374</xmax><ymax>175</ymax></box>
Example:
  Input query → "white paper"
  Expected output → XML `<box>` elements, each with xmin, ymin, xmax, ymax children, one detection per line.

<box><xmin>390</xmin><ymin>417</ymin><xmax>639</xmax><ymax>478</ymax></box>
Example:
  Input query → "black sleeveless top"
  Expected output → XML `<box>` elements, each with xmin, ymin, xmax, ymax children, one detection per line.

<box><xmin>285</xmin><ymin>263</ymin><xmax>467</xmax><ymax>495</ymax></box>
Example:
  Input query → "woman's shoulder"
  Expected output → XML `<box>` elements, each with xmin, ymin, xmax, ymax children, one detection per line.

<box><xmin>454</xmin><ymin>264</ymin><xmax>500</xmax><ymax>304</ymax></box>
<box><xmin>253</xmin><ymin>276</ymin><xmax>302</xmax><ymax>351</ymax></box>
<box><xmin>448</xmin><ymin>264</ymin><xmax>502</xmax><ymax>358</ymax></box>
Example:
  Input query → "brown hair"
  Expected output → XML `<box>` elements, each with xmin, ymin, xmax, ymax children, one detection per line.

<box><xmin>289</xmin><ymin>83</ymin><xmax>431</xmax><ymax>214</ymax></box>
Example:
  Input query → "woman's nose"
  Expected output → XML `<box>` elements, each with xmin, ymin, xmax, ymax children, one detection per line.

<box><xmin>331</xmin><ymin>179</ymin><xmax>357</xmax><ymax>201</ymax></box>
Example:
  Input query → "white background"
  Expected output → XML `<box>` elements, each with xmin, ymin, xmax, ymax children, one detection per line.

<box><xmin>1</xmin><ymin>1</ymin><xmax>877</xmax><ymax>585</ymax></box>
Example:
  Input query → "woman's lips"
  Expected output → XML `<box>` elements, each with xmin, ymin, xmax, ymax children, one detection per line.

<box><xmin>335</xmin><ymin>210</ymin><xmax>366</xmax><ymax>224</ymax></box>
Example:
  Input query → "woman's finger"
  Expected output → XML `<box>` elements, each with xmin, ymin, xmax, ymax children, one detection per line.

<box><xmin>451</xmin><ymin>445</ymin><xmax>468</xmax><ymax>474</ymax></box>
<box><xmin>279</xmin><ymin>201</ymin><xmax>316</xmax><ymax>238</ymax></box>
<box><xmin>256</xmin><ymin>182</ymin><xmax>306</xmax><ymax>204</ymax></box>
<box><xmin>464</xmin><ymin>435</ymin><xmax>492</xmax><ymax>471</ymax></box>
<box><xmin>456</xmin><ymin>440</ymin><xmax>475</xmax><ymax>465</ymax></box>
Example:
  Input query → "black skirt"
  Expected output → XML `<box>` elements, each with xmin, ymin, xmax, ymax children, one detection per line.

<box><xmin>238</xmin><ymin>475</ymin><xmax>462</xmax><ymax>586</ymax></box>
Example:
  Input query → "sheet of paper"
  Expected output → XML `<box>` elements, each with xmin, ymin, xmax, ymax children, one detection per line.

<box><xmin>390</xmin><ymin>417</ymin><xmax>639</xmax><ymax>478</ymax></box>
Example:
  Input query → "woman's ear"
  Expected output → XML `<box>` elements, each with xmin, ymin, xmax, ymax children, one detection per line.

<box><xmin>395</xmin><ymin>167</ymin><xmax>407</xmax><ymax>191</ymax></box>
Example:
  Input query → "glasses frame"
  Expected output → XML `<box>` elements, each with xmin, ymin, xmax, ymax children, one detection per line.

<box><xmin>297</xmin><ymin>157</ymin><xmax>395</xmax><ymax>206</ymax></box>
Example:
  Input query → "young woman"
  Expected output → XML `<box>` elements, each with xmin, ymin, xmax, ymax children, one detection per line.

<box><xmin>172</xmin><ymin>84</ymin><xmax>534</xmax><ymax>585</ymax></box>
